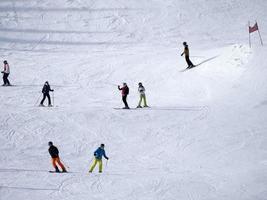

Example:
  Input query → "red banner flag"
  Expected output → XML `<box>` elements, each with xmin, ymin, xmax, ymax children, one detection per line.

<box><xmin>249</xmin><ymin>23</ymin><xmax>258</xmax><ymax>33</ymax></box>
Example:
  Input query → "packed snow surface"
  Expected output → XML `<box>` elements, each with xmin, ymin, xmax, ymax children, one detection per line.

<box><xmin>0</xmin><ymin>0</ymin><xmax>267</xmax><ymax>200</ymax></box>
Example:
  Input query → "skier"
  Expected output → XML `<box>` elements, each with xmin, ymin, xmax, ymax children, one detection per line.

<box><xmin>89</xmin><ymin>144</ymin><xmax>109</xmax><ymax>173</ymax></box>
<box><xmin>181</xmin><ymin>42</ymin><xmax>195</xmax><ymax>68</ymax></box>
<box><xmin>48</xmin><ymin>141</ymin><xmax>67</xmax><ymax>173</ymax></box>
<box><xmin>1</xmin><ymin>60</ymin><xmax>11</xmax><ymax>86</ymax></box>
<box><xmin>137</xmin><ymin>82</ymin><xmax>148</xmax><ymax>108</ymax></box>
<box><xmin>40</xmin><ymin>81</ymin><xmax>54</xmax><ymax>107</ymax></box>
<box><xmin>118</xmin><ymin>83</ymin><xmax>129</xmax><ymax>109</ymax></box>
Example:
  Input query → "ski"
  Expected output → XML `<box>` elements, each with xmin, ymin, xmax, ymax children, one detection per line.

<box><xmin>180</xmin><ymin>65</ymin><xmax>197</xmax><ymax>72</ymax></box>
<box><xmin>113</xmin><ymin>107</ymin><xmax>150</xmax><ymax>110</ymax></box>
<box><xmin>113</xmin><ymin>108</ymin><xmax>132</xmax><ymax>110</ymax></box>
<box><xmin>38</xmin><ymin>105</ymin><xmax>58</xmax><ymax>108</ymax></box>
<box><xmin>49</xmin><ymin>171</ymin><xmax>68</xmax><ymax>173</ymax></box>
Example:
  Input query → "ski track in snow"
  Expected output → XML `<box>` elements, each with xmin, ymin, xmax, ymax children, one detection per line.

<box><xmin>0</xmin><ymin>0</ymin><xmax>267</xmax><ymax>200</ymax></box>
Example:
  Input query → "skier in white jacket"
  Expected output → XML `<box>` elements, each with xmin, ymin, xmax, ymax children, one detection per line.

<box><xmin>137</xmin><ymin>82</ymin><xmax>148</xmax><ymax>108</ymax></box>
<box><xmin>1</xmin><ymin>60</ymin><xmax>11</xmax><ymax>86</ymax></box>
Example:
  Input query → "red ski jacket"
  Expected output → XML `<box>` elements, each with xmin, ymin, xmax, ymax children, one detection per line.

<box><xmin>118</xmin><ymin>85</ymin><xmax>129</xmax><ymax>96</ymax></box>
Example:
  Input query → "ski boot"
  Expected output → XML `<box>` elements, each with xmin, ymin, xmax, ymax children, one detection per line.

<box><xmin>55</xmin><ymin>166</ymin><xmax>60</xmax><ymax>173</ymax></box>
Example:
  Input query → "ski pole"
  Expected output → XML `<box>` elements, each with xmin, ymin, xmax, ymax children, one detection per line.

<box><xmin>105</xmin><ymin>159</ymin><xmax>108</xmax><ymax>170</ymax></box>
<box><xmin>34</xmin><ymin>93</ymin><xmax>42</xmax><ymax>106</ymax></box>
<box><xmin>88</xmin><ymin>157</ymin><xmax>94</xmax><ymax>172</ymax></box>
<box><xmin>61</xmin><ymin>159</ymin><xmax>70</xmax><ymax>169</ymax></box>
<box><xmin>52</xmin><ymin>91</ymin><xmax>54</xmax><ymax>106</ymax></box>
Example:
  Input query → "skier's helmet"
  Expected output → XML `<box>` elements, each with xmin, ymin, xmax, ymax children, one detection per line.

<box><xmin>3</xmin><ymin>60</ymin><xmax>7</xmax><ymax>64</ymax></box>
<box><xmin>100</xmin><ymin>144</ymin><xmax>105</xmax><ymax>148</ymax></box>
<box><xmin>48</xmin><ymin>141</ymin><xmax>53</xmax><ymax>146</ymax></box>
<box><xmin>138</xmin><ymin>82</ymin><xmax>142</xmax><ymax>86</ymax></box>
<box><xmin>183</xmin><ymin>42</ymin><xmax>187</xmax><ymax>45</ymax></box>
<box><xmin>123</xmin><ymin>82</ymin><xmax>127</xmax><ymax>86</ymax></box>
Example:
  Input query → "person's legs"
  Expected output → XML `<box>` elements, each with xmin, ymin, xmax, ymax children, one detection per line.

<box><xmin>185</xmin><ymin>56</ymin><xmax>194</xmax><ymax>67</ymax></box>
<box><xmin>89</xmin><ymin>159</ymin><xmax>98</xmax><ymax>172</ymax></box>
<box><xmin>3</xmin><ymin>73</ymin><xmax>7</xmax><ymax>85</ymax></box>
<box><xmin>40</xmin><ymin>94</ymin><xmax>46</xmax><ymax>105</ymax></box>
<box><xmin>138</xmin><ymin>94</ymin><xmax>142</xmax><ymax>107</ymax></box>
<box><xmin>47</xmin><ymin>93</ymin><xmax>51</xmax><ymax>105</ymax></box>
<box><xmin>122</xmin><ymin>96</ymin><xmax>129</xmax><ymax>108</ymax></box>
<box><xmin>52</xmin><ymin>158</ymin><xmax>57</xmax><ymax>168</ymax></box>
<box><xmin>98</xmin><ymin>160</ymin><xmax>103</xmax><ymax>173</ymax></box>
<box><xmin>142</xmin><ymin>94</ymin><xmax>148</xmax><ymax>107</ymax></box>
<box><xmin>5</xmin><ymin>73</ymin><xmax>10</xmax><ymax>85</ymax></box>
<box><xmin>56</xmin><ymin>157</ymin><xmax>66</xmax><ymax>172</ymax></box>
<box><xmin>52</xmin><ymin>158</ymin><xmax>59</xmax><ymax>172</ymax></box>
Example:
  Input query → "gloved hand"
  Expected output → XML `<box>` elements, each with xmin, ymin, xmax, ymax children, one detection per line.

<box><xmin>106</xmin><ymin>157</ymin><xmax>109</xmax><ymax>160</ymax></box>
<box><xmin>51</xmin><ymin>89</ymin><xmax>54</xmax><ymax>92</ymax></box>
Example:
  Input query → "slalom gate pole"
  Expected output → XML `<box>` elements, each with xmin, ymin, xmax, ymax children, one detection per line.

<box><xmin>257</xmin><ymin>21</ymin><xmax>263</xmax><ymax>46</ymax></box>
<box><xmin>248</xmin><ymin>21</ymin><xmax>251</xmax><ymax>48</ymax></box>
<box><xmin>34</xmin><ymin>93</ymin><xmax>42</xmax><ymax>106</ymax></box>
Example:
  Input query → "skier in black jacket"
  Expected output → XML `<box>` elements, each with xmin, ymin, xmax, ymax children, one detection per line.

<box><xmin>181</xmin><ymin>42</ymin><xmax>195</xmax><ymax>68</ymax></box>
<box><xmin>40</xmin><ymin>81</ymin><xmax>54</xmax><ymax>106</ymax></box>
<box><xmin>48</xmin><ymin>141</ymin><xmax>67</xmax><ymax>173</ymax></box>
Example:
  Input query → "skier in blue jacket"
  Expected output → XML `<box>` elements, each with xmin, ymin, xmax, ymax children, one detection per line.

<box><xmin>89</xmin><ymin>144</ymin><xmax>109</xmax><ymax>173</ymax></box>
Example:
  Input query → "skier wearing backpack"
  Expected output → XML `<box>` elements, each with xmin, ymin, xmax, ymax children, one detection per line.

<box><xmin>48</xmin><ymin>141</ymin><xmax>67</xmax><ymax>173</ymax></box>
<box><xmin>1</xmin><ymin>60</ymin><xmax>11</xmax><ymax>86</ymax></box>
<box><xmin>89</xmin><ymin>144</ymin><xmax>109</xmax><ymax>173</ymax></box>
<box><xmin>181</xmin><ymin>42</ymin><xmax>195</xmax><ymax>68</ymax></box>
<box><xmin>137</xmin><ymin>82</ymin><xmax>148</xmax><ymax>108</ymax></box>
<box><xmin>40</xmin><ymin>81</ymin><xmax>54</xmax><ymax>106</ymax></box>
<box><xmin>118</xmin><ymin>83</ymin><xmax>129</xmax><ymax>109</ymax></box>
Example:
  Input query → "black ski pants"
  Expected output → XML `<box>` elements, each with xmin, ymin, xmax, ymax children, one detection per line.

<box><xmin>40</xmin><ymin>93</ymin><xmax>51</xmax><ymax>105</ymax></box>
<box><xmin>185</xmin><ymin>56</ymin><xmax>194</xmax><ymax>67</ymax></box>
<box><xmin>3</xmin><ymin>73</ymin><xmax>10</xmax><ymax>85</ymax></box>
<box><xmin>122</xmin><ymin>95</ymin><xmax>129</xmax><ymax>108</ymax></box>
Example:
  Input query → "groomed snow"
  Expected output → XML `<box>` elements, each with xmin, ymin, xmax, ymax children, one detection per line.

<box><xmin>0</xmin><ymin>0</ymin><xmax>267</xmax><ymax>200</ymax></box>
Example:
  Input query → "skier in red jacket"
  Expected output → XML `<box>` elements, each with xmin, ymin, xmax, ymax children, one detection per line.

<box><xmin>118</xmin><ymin>83</ymin><xmax>129</xmax><ymax>109</ymax></box>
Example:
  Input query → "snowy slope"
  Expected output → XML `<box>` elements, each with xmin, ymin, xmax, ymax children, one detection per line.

<box><xmin>0</xmin><ymin>0</ymin><xmax>267</xmax><ymax>200</ymax></box>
